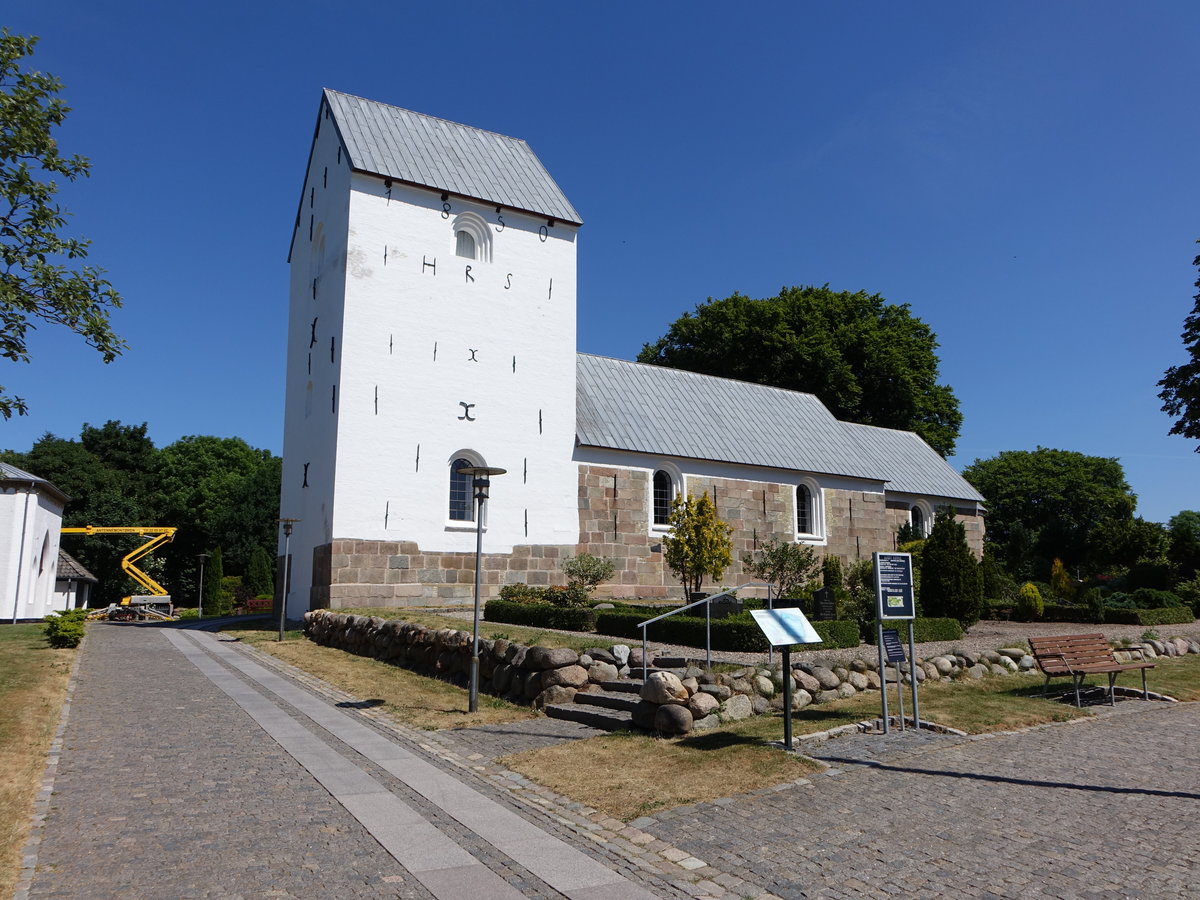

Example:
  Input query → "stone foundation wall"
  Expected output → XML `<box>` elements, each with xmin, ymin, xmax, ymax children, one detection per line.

<box><xmin>309</xmin><ymin>465</ymin><xmax>986</xmax><ymax>610</ymax></box>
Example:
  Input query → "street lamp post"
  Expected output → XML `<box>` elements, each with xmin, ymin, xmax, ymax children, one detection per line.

<box><xmin>195</xmin><ymin>553</ymin><xmax>210</xmax><ymax>620</ymax></box>
<box><xmin>278</xmin><ymin>518</ymin><xmax>300</xmax><ymax>642</ymax></box>
<box><xmin>455</xmin><ymin>466</ymin><xmax>506</xmax><ymax>713</ymax></box>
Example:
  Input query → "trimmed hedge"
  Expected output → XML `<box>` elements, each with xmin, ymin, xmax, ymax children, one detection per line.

<box><xmin>864</xmin><ymin>617</ymin><xmax>963</xmax><ymax>644</ymax></box>
<box><xmin>594</xmin><ymin>607</ymin><xmax>860</xmax><ymax>651</ymax></box>
<box><xmin>483</xmin><ymin>598</ymin><xmax>596</xmax><ymax>632</ymax></box>
<box><xmin>1037</xmin><ymin>604</ymin><xmax>1194</xmax><ymax>627</ymax></box>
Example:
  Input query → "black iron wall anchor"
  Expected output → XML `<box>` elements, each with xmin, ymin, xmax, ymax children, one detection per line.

<box><xmin>458</xmin><ymin>402</ymin><xmax>476</xmax><ymax>421</ymax></box>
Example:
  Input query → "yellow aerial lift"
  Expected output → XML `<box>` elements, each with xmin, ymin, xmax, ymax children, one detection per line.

<box><xmin>60</xmin><ymin>526</ymin><xmax>178</xmax><ymax>621</ymax></box>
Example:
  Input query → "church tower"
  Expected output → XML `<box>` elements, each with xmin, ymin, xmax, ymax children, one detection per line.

<box><xmin>281</xmin><ymin>90</ymin><xmax>583</xmax><ymax>616</ymax></box>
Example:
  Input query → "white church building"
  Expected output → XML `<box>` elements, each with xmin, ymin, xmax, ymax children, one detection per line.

<box><xmin>1</xmin><ymin>462</ymin><xmax>68</xmax><ymax>622</ymax></box>
<box><xmin>279</xmin><ymin>90</ymin><xmax>985</xmax><ymax>617</ymax></box>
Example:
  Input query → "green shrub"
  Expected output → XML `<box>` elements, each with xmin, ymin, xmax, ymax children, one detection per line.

<box><xmin>176</xmin><ymin>608</ymin><xmax>199</xmax><ymax>620</ymax></box>
<box><xmin>561</xmin><ymin>553</ymin><xmax>616</xmax><ymax>594</ymax></box>
<box><xmin>1080</xmin><ymin>587</ymin><xmax>1105</xmax><ymax>625</ymax></box>
<box><xmin>1175</xmin><ymin>577</ymin><xmax>1200</xmax><ymax>617</ymax></box>
<box><xmin>741</xmin><ymin>539</ymin><xmax>819</xmax><ymax>601</ymax></box>
<box><xmin>499</xmin><ymin>583</ymin><xmax>546</xmax><ymax>604</ymax></box>
<box><xmin>483</xmin><ymin>598</ymin><xmax>597</xmax><ymax>631</ymax></box>
<box><xmin>920</xmin><ymin>508</ymin><xmax>982</xmax><ymax>627</ymax></box>
<box><xmin>1131</xmin><ymin>606</ymin><xmax>1194</xmax><ymax>626</ymax></box>
<box><xmin>43</xmin><ymin>609</ymin><xmax>88</xmax><ymax>648</ymax></box>
<box><xmin>1014</xmin><ymin>582</ymin><xmax>1044</xmax><ymax>621</ymax></box>
<box><xmin>1130</xmin><ymin>587</ymin><xmax>1185</xmax><ymax>609</ymax></box>
<box><xmin>864</xmin><ymin>617</ymin><xmax>962</xmax><ymax>644</ymax></box>
<box><xmin>1040</xmin><ymin>603</ymin><xmax>1090</xmax><ymax>623</ymax></box>
<box><xmin>593</xmin><ymin>608</ymin><xmax>860</xmax><ymax>651</ymax></box>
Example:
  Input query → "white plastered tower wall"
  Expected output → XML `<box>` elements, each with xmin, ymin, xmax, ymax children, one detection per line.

<box><xmin>0</xmin><ymin>480</ymin><xmax>65</xmax><ymax>622</ymax></box>
<box><xmin>280</xmin><ymin>94</ymin><xmax>580</xmax><ymax>617</ymax></box>
<box><xmin>280</xmin><ymin>101</ymin><xmax>353</xmax><ymax>613</ymax></box>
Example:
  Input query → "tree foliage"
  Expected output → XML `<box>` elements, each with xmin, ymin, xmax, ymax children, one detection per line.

<box><xmin>0</xmin><ymin>31</ymin><xmax>125</xmax><ymax>418</ymax></box>
<box><xmin>202</xmin><ymin>547</ymin><xmax>228</xmax><ymax>617</ymax></box>
<box><xmin>1158</xmin><ymin>242</ymin><xmax>1200</xmax><ymax>451</ymax></box>
<box><xmin>1</xmin><ymin>420</ymin><xmax>281</xmax><ymax>606</ymax></box>
<box><xmin>1168</xmin><ymin>510</ymin><xmax>1200</xmax><ymax>583</ymax></box>
<box><xmin>740</xmin><ymin>538</ymin><xmax>819</xmax><ymax>600</ymax></box>
<box><xmin>561</xmin><ymin>552</ymin><xmax>616</xmax><ymax>594</ymax></box>
<box><xmin>661</xmin><ymin>491</ymin><xmax>733</xmax><ymax>596</ymax></box>
<box><xmin>919</xmin><ymin>507</ymin><xmax>982</xmax><ymax>627</ymax></box>
<box><xmin>637</xmin><ymin>285</ymin><xmax>962</xmax><ymax>456</ymax></box>
<box><xmin>246</xmin><ymin>546</ymin><xmax>275</xmax><ymax>597</ymax></box>
<box><xmin>962</xmin><ymin>447</ymin><xmax>1137</xmax><ymax>578</ymax></box>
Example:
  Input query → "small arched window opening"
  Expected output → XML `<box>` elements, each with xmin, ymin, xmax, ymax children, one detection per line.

<box><xmin>910</xmin><ymin>505</ymin><xmax>926</xmax><ymax>538</ymax></box>
<box><xmin>449</xmin><ymin>457</ymin><xmax>475</xmax><ymax>521</ymax></box>
<box><xmin>455</xmin><ymin>230</ymin><xmax>476</xmax><ymax>259</ymax></box>
<box><xmin>652</xmin><ymin>470</ymin><xmax>674</xmax><ymax>526</ymax></box>
<box><xmin>796</xmin><ymin>484</ymin><xmax>812</xmax><ymax>535</ymax></box>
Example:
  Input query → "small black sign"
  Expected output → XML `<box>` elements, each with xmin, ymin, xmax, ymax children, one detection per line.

<box><xmin>881</xmin><ymin>628</ymin><xmax>906</xmax><ymax>664</ymax></box>
<box><xmin>813</xmin><ymin>587</ymin><xmax>836</xmax><ymax>621</ymax></box>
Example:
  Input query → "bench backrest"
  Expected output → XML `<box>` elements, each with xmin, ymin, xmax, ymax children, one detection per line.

<box><xmin>1028</xmin><ymin>633</ymin><xmax>1114</xmax><ymax>672</ymax></box>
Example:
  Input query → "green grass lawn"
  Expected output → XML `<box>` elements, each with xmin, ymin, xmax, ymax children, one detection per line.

<box><xmin>334</xmin><ymin>608</ymin><xmax>617</xmax><ymax>654</ymax></box>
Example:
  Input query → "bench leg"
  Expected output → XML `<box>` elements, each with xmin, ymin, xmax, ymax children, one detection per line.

<box><xmin>1142</xmin><ymin>668</ymin><xmax>1148</xmax><ymax>700</ymax></box>
<box><xmin>1073</xmin><ymin>675</ymin><xmax>1082</xmax><ymax>708</ymax></box>
<box><xmin>1107</xmin><ymin>672</ymin><xmax>1117</xmax><ymax>707</ymax></box>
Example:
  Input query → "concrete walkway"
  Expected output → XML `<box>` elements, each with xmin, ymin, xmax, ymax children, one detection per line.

<box><xmin>20</xmin><ymin>622</ymin><xmax>1200</xmax><ymax>899</ymax></box>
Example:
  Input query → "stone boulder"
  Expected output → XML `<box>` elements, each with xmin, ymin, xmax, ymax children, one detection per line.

<box><xmin>533</xmin><ymin>685</ymin><xmax>577</xmax><ymax>710</ymax></box>
<box><xmin>611</xmin><ymin>644</ymin><xmax>631</xmax><ymax>666</ymax></box>
<box><xmin>720</xmin><ymin>694</ymin><xmax>754</xmax><ymax>721</ymax></box>
<box><xmin>698</xmin><ymin>683</ymin><xmax>732</xmax><ymax>701</ymax></box>
<box><xmin>795</xmin><ymin>670</ymin><xmax>822</xmax><ymax>694</ymax></box>
<box><xmin>588</xmin><ymin>661</ymin><xmax>619</xmax><ymax>684</ymax></box>
<box><xmin>753</xmin><ymin>675</ymin><xmax>775</xmax><ymax>697</ymax></box>
<box><xmin>688</xmin><ymin>691</ymin><xmax>720</xmax><ymax>719</ymax></box>
<box><xmin>811</xmin><ymin>666</ymin><xmax>841</xmax><ymax>690</ymax></box>
<box><xmin>524</xmin><ymin>646</ymin><xmax>579</xmax><ymax>671</ymax></box>
<box><xmin>631</xmin><ymin>700</ymin><xmax>658</xmax><ymax>730</ymax></box>
<box><xmin>585</xmin><ymin>647</ymin><xmax>618</xmax><ymax>665</ymax></box>
<box><xmin>641</xmin><ymin>671</ymin><xmax>689</xmax><ymax>704</ymax></box>
<box><xmin>997</xmin><ymin>647</ymin><xmax>1026</xmax><ymax>661</ymax></box>
<box><xmin>542</xmin><ymin>664</ymin><xmax>589</xmax><ymax>690</ymax></box>
<box><xmin>655</xmin><ymin>704</ymin><xmax>694</xmax><ymax>736</ymax></box>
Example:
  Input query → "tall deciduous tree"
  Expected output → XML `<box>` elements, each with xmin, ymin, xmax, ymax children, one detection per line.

<box><xmin>638</xmin><ymin>286</ymin><xmax>962</xmax><ymax>456</ymax></box>
<box><xmin>962</xmin><ymin>448</ymin><xmax>1137</xmax><ymax>578</ymax></box>
<box><xmin>1158</xmin><ymin>242</ymin><xmax>1200</xmax><ymax>450</ymax></box>
<box><xmin>661</xmin><ymin>492</ymin><xmax>733</xmax><ymax>597</ymax></box>
<box><xmin>0</xmin><ymin>32</ymin><xmax>125</xmax><ymax>417</ymax></box>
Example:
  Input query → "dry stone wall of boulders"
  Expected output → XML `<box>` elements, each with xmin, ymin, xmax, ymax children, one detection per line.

<box><xmin>305</xmin><ymin>611</ymin><xmax>1200</xmax><ymax>737</ymax></box>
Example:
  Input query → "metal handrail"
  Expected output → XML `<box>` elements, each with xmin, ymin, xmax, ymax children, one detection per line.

<box><xmin>637</xmin><ymin>581</ymin><xmax>771</xmax><ymax>680</ymax></box>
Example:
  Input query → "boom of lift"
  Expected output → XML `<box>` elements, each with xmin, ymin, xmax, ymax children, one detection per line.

<box><xmin>59</xmin><ymin>526</ymin><xmax>178</xmax><ymax>620</ymax></box>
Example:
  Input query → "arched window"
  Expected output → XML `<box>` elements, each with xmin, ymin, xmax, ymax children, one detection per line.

<box><xmin>455</xmin><ymin>230</ymin><xmax>476</xmax><ymax>259</ymax></box>
<box><xmin>796</xmin><ymin>484</ymin><xmax>812</xmax><ymax>535</ymax></box>
<box><xmin>449</xmin><ymin>457</ymin><xmax>475</xmax><ymax>521</ymax></box>
<box><xmin>652</xmin><ymin>470</ymin><xmax>674</xmax><ymax>526</ymax></box>
<box><xmin>910</xmin><ymin>505</ymin><xmax>925</xmax><ymax>539</ymax></box>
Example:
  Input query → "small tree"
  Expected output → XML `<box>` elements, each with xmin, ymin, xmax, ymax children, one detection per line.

<box><xmin>246</xmin><ymin>546</ymin><xmax>274</xmax><ymax>597</ymax></box>
<box><xmin>844</xmin><ymin>558</ymin><xmax>876</xmax><ymax>638</ymax></box>
<box><xmin>1049</xmin><ymin>557</ymin><xmax>1075</xmax><ymax>602</ymax></box>
<box><xmin>561</xmin><ymin>552</ymin><xmax>616</xmax><ymax>595</ymax></box>
<box><xmin>920</xmin><ymin>506</ymin><xmax>983</xmax><ymax>627</ymax></box>
<box><xmin>202</xmin><ymin>547</ymin><xmax>229</xmax><ymax>617</ymax></box>
<box><xmin>661</xmin><ymin>492</ymin><xmax>733</xmax><ymax>597</ymax></box>
<box><xmin>1015</xmin><ymin>582</ymin><xmax>1044</xmax><ymax>621</ymax></box>
<box><xmin>741</xmin><ymin>539</ymin><xmax>818</xmax><ymax>600</ymax></box>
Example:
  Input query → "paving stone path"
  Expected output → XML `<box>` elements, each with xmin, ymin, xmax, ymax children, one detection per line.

<box><xmin>20</xmin><ymin>621</ymin><xmax>1200</xmax><ymax>899</ymax></box>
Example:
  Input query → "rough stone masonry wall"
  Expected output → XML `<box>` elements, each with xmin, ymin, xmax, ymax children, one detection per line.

<box><xmin>308</xmin><ymin>465</ymin><xmax>985</xmax><ymax>610</ymax></box>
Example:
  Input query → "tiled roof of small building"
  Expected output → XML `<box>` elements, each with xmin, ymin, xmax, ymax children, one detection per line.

<box><xmin>57</xmin><ymin>549</ymin><xmax>97</xmax><ymax>583</ymax></box>
<box><xmin>323</xmin><ymin>89</ymin><xmax>582</xmax><ymax>225</ymax></box>
<box><xmin>575</xmin><ymin>354</ymin><xmax>984</xmax><ymax>504</ymax></box>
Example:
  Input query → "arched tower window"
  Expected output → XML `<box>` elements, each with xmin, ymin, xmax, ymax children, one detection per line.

<box><xmin>451</xmin><ymin>211</ymin><xmax>492</xmax><ymax>262</ymax></box>
<box><xmin>910</xmin><ymin>505</ymin><xmax>925</xmax><ymax>539</ymax></box>
<box><xmin>796</xmin><ymin>484</ymin><xmax>812</xmax><ymax>535</ymax></box>
<box><xmin>652</xmin><ymin>470</ymin><xmax>674</xmax><ymax>526</ymax></box>
<box><xmin>449</xmin><ymin>457</ymin><xmax>475</xmax><ymax>521</ymax></box>
<box><xmin>794</xmin><ymin>477</ymin><xmax>825</xmax><ymax>542</ymax></box>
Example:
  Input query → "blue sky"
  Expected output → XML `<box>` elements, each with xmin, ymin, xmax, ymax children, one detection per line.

<box><xmin>4</xmin><ymin>2</ymin><xmax>1198</xmax><ymax>524</ymax></box>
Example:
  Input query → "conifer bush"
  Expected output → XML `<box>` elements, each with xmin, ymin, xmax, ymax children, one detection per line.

<box><xmin>1014</xmin><ymin>582</ymin><xmax>1044</xmax><ymax>621</ymax></box>
<box><xmin>919</xmin><ymin>507</ymin><xmax>983</xmax><ymax>627</ymax></box>
<box><xmin>43</xmin><ymin>608</ymin><xmax>88</xmax><ymax>648</ymax></box>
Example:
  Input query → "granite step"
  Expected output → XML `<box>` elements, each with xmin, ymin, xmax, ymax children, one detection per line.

<box><xmin>597</xmin><ymin>679</ymin><xmax>643</xmax><ymax>694</ymax></box>
<box><xmin>543</xmin><ymin>702</ymin><xmax>633</xmax><ymax>731</ymax></box>
<box><xmin>574</xmin><ymin>689</ymin><xmax>640</xmax><ymax>713</ymax></box>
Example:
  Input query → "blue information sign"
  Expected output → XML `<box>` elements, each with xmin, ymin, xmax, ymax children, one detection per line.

<box><xmin>873</xmin><ymin>552</ymin><xmax>915</xmax><ymax>620</ymax></box>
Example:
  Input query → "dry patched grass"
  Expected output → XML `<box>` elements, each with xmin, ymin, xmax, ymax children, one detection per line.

<box><xmin>501</xmin><ymin>729</ymin><xmax>821</xmax><ymax>821</ymax></box>
<box><xmin>0</xmin><ymin>624</ymin><xmax>77</xmax><ymax>899</ymax></box>
<box><xmin>335</xmin><ymin>608</ymin><xmax>615</xmax><ymax>655</ymax></box>
<box><xmin>224</xmin><ymin>627</ymin><xmax>537</xmax><ymax>731</ymax></box>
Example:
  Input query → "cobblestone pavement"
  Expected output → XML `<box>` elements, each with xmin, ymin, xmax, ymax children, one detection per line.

<box><xmin>22</xmin><ymin>622</ymin><xmax>1200</xmax><ymax>900</ymax></box>
<box><xmin>643</xmin><ymin>703</ymin><xmax>1200</xmax><ymax>899</ymax></box>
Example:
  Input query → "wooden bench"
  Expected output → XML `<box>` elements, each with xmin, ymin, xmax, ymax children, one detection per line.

<box><xmin>242</xmin><ymin>597</ymin><xmax>274</xmax><ymax>615</ymax></box>
<box><xmin>1028</xmin><ymin>633</ymin><xmax>1154</xmax><ymax>707</ymax></box>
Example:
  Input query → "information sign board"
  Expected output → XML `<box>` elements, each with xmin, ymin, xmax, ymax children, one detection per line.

<box><xmin>751</xmin><ymin>608</ymin><xmax>822</xmax><ymax>647</ymax></box>
<box><xmin>880</xmin><ymin>628</ymin><xmax>906</xmax><ymax>664</ymax></box>
<box><xmin>873</xmin><ymin>552</ymin><xmax>915</xmax><ymax>620</ymax></box>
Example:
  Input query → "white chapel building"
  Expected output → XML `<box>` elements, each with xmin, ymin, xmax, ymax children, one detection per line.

<box><xmin>279</xmin><ymin>90</ymin><xmax>985</xmax><ymax>618</ymax></box>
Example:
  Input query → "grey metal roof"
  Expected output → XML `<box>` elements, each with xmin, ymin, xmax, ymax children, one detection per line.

<box><xmin>324</xmin><ymin>89</ymin><xmax>582</xmax><ymax>225</ymax></box>
<box><xmin>575</xmin><ymin>354</ymin><xmax>983</xmax><ymax>503</ymax></box>
<box><xmin>57</xmin><ymin>549</ymin><xmax>97</xmax><ymax>583</ymax></box>
<box><xmin>842</xmin><ymin>422</ymin><xmax>984</xmax><ymax>503</ymax></box>
<box><xmin>0</xmin><ymin>462</ymin><xmax>69</xmax><ymax>504</ymax></box>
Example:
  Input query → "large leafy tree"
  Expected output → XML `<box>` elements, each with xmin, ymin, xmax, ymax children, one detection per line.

<box><xmin>961</xmin><ymin>448</ymin><xmax>1137</xmax><ymax>578</ymax></box>
<box><xmin>638</xmin><ymin>286</ymin><xmax>962</xmax><ymax>456</ymax></box>
<box><xmin>1158</xmin><ymin>242</ymin><xmax>1200</xmax><ymax>450</ymax></box>
<box><xmin>0</xmin><ymin>31</ymin><xmax>125</xmax><ymax>418</ymax></box>
<box><xmin>1168</xmin><ymin>510</ymin><xmax>1200</xmax><ymax>582</ymax></box>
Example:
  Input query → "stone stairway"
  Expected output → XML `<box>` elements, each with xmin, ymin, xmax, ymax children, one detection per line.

<box><xmin>542</xmin><ymin>656</ymin><xmax>699</xmax><ymax>732</ymax></box>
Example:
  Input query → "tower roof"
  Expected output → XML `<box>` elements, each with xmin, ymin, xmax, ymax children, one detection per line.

<box><xmin>322</xmin><ymin>89</ymin><xmax>582</xmax><ymax>225</ymax></box>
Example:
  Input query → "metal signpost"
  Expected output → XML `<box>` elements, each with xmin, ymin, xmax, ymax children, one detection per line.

<box><xmin>873</xmin><ymin>552</ymin><xmax>918</xmax><ymax>734</ymax></box>
<box><xmin>750</xmin><ymin>607</ymin><xmax>823</xmax><ymax>752</ymax></box>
